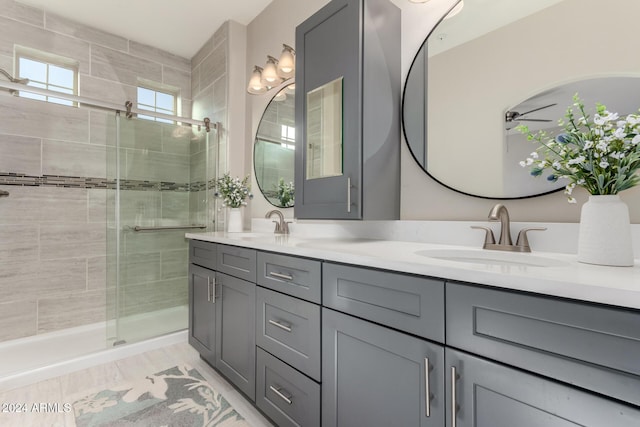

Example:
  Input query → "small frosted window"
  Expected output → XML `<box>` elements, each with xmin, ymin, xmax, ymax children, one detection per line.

<box><xmin>17</xmin><ymin>55</ymin><xmax>77</xmax><ymax>106</ymax></box>
<box><xmin>281</xmin><ymin>125</ymin><xmax>295</xmax><ymax>142</ymax></box>
<box><xmin>137</xmin><ymin>86</ymin><xmax>177</xmax><ymax>123</ymax></box>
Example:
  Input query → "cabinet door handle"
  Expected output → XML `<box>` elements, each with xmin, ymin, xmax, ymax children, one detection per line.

<box><xmin>451</xmin><ymin>366</ymin><xmax>458</xmax><ymax>427</ymax></box>
<box><xmin>268</xmin><ymin>319</ymin><xmax>292</xmax><ymax>332</ymax></box>
<box><xmin>269</xmin><ymin>385</ymin><xmax>293</xmax><ymax>405</ymax></box>
<box><xmin>347</xmin><ymin>176</ymin><xmax>352</xmax><ymax>213</ymax></box>
<box><xmin>208</xmin><ymin>277</ymin><xmax>216</xmax><ymax>303</ymax></box>
<box><xmin>207</xmin><ymin>277</ymin><xmax>212</xmax><ymax>302</ymax></box>
<box><xmin>269</xmin><ymin>271</ymin><xmax>293</xmax><ymax>281</ymax></box>
<box><xmin>424</xmin><ymin>357</ymin><xmax>431</xmax><ymax>417</ymax></box>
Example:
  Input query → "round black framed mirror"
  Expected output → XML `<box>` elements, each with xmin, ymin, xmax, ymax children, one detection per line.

<box><xmin>254</xmin><ymin>83</ymin><xmax>296</xmax><ymax>207</ymax></box>
<box><xmin>402</xmin><ymin>0</ymin><xmax>640</xmax><ymax>199</ymax></box>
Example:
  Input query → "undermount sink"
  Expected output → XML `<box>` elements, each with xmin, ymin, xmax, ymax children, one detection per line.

<box><xmin>415</xmin><ymin>249</ymin><xmax>568</xmax><ymax>268</ymax></box>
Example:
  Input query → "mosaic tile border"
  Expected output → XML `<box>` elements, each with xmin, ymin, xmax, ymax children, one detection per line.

<box><xmin>0</xmin><ymin>173</ymin><xmax>212</xmax><ymax>192</ymax></box>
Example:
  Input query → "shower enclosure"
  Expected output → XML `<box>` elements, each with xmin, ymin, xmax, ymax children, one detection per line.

<box><xmin>106</xmin><ymin>112</ymin><xmax>218</xmax><ymax>346</ymax></box>
<box><xmin>0</xmin><ymin>78</ymin><xmax>218</xmax><ymax>380</ymax></box>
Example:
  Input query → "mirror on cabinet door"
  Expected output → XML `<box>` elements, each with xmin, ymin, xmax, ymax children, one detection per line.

<box><xmin>254</xmin><ymin>83</ymin><xmax>296</xmax><ymax>208</ymax></box>
<box><xmin>402</xmin><ymin>0</ymin><xmax>640</xmax><ymax>199</ymax></box>
<box><xmin>306</xmin><ymin>77</ymin><xmax>344</xmax><ymax>180</ymax></box>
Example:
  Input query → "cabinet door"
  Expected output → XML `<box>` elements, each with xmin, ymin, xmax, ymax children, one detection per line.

<box><xmin>446</xmin><ymin>348</ymin><xmax>640</xmax><ymax>427</ymax></box>
<box><xmin>295</xmin><ymin>0</ymin><xmax>361</xmax><ymax>219</ymax></box>
<box><xmin>188</xmin><ymin>264</ymin><xmax>216</xmax><ymax>367</ymax></box>
<box><xmin>322</xmin><ymin>308</ymin><xmax>445</xmax><ymax>427</ymax></box>
<box><xmin>215</xmin><ymin>272</ymin><xmax>256</xmax><ymax>401</ymax></box>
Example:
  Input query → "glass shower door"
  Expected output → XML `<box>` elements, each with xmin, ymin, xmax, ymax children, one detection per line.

<box><xmin>107</xmin><ymin>115</ymin><xmax>215</xmax><ymax>346</ymax></box>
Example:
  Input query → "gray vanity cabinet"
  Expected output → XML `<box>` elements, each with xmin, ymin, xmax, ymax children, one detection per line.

<box><xmin>215</xmin><ymin>271</ymin><xmax>256</xmax><ymax>401</ymax></box>
<box><xmin>188</xmin><ymin>263</ymin><xmax>217</xmax><ymax>367</ymax></box>
<box><xmin>446</xmin><ymin>348</ymin><xmax>640</xmax><ymax>427</ymax></box>
<box><xmin>294</xmin><ymin>0</ymin><xmax>400</xmax><ymax>220</ymax></box>
<box><xmin>446</xmin><ymin>282</ymin><xmax>640</xmax><ymax>407</ymax></box>
<box><xmin>189</xmin><ymin>242</ymin><xmax>257</xmax><ymax>402</ymax></box>
<box><xmin>322</xmin><ymin>308</ymin><xmax>445</xmax><ymax>427</ymax></box>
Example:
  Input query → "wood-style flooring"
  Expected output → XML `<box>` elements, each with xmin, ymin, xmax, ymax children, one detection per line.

<box><xmin>0</xmin><ymin>341</ymin><xmax>273</xmax><ymax>427</ymax></box>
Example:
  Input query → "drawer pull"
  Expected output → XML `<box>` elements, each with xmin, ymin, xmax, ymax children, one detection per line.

<box><xmin>347</xmin><ymin>176</ymin><xmax>352</xmax><ymax>213</ymax></box>
<box><xmin>424</xmin><ymin>357</ymin><xmax>431</xmax><ymax>417</ymax></box>
<box><xmin>208</xmin><ymin>277</ymin><xmax>216</xmax><ymax>303</ymax></box>
<box><xmin>269</xmin><ymin>271</ymin><xmax>294</xmax><ymax>281</ymax></box>
<box><xmin>451</xmin><ymin>366</ymin><xmax>459</xmax><ymax>427</ymax></box>
<box><xmin>268</xmin><ymin>319</ymin><xmax>292</xmax><ymax>332</ymax></box>
<box><xmin>269</xmin><ymin>385</ymin><xmax>293</xmax><ymax>405</ymax></box>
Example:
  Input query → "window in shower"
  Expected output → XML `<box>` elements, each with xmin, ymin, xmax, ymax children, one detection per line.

<box><xmin>137</xmin><ymin>85</ymin><xmax>178</xmax><ymax>123</ymax></box>
<box><xmin>16</xmin><ymin>50</ymin><xmax>78</xmax><ymax>106</ymax></box>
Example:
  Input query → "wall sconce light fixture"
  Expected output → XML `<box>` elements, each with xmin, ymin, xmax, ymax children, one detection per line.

<box><xmin>247</xmin><ymin>66</ymin><xmax>267</xmax><ymax>95</ymax></box>
<box><xmin>247</xmin><ymin>44</ymin><xmax>296</xmax><ymax>95</ymax></box>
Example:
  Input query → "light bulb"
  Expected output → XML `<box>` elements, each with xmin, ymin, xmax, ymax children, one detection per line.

<box><xmin>277</xmin><ymin>44</ymin><xmax>295</xmax><ymax>79</ymax></box>
<box><xmin>247</xmin><ymin>66</ymin><xmax>266</xmax><ymax>94</ymax></box>
<box><xmin>261</xmin><ymin>56</ymin><xmax>282</xmax><ymax>87</ymax></box>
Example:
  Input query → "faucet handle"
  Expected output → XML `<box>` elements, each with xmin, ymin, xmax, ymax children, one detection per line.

<box><xmin>283</xmin><ymin>221</ymin><xmax>292</xmax><ymax>235</ymax></box>
<box><xmin>471</xmin><ymin>226</ymin><xmax>496</xmax><ymax>248</ymax></box>
<box><xmin>515</xmin><ymin>227</ymin><xmax>547</xmax><ymax>251</ymax></box>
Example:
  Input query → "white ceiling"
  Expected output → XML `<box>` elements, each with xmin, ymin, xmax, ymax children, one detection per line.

<box><xmin>19</xmin><ymin>0</ymin><xmax>273</xmax><ymax>59</ymax></box>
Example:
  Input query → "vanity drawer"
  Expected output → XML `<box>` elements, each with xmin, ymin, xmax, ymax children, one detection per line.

<box><xmin>256</xmin><ymin>287</ymin><xmax>321</xmax><ymax>381</ymax></box>
<box><xmin>256</xmin><ymin>347</ymin><xmax>320</xmax><ymax>427</ymax></box>
<box><xmin>446</xmin><ymin>282</ymin><xmax>640</xmax><ymax>406</ymax></box>
<box><xmin>216</xmin><ymin>244</ymin><xmax>256</xmax><ymax>282</ymax></box>
<box><xmin>323</xmin><ymin>262</ymin><xmax>445</xmax><ymax>342</ymax></box>
<box><xmin>257</xmin><ymin>252</ymin><xmax>322</xmax><ymax>303</ymax></box>
<box><xmin>189</xmin><ymin>240</ymin><xmax>216</xmax><ymax>270</ymax></box>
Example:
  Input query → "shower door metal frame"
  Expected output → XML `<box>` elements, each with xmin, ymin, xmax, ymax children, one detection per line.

<box><xmin>0</xmin><ymin>79</ymin><xmax>222</xmax><ymax>345</ymax></box>
<box><xmin>0</xmin><ymin>80</ymin><xmax>216</xmax><ymax>131</ymax></box>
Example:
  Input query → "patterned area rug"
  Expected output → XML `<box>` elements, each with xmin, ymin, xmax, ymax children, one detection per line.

<box><xmin>72</xmin><ymin>365</ymin><xmax>249</xmax><ymax>426</ymax></box>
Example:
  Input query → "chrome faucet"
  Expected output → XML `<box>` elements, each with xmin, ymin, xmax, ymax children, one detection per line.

<box><xmin>472</xmin><ymin>204</ymin><xmax>546</xmax><ymax>253</ymax></box>
<box><xmin>265</xmin><ymin>209</ymin><xmax>290</xmax><ymax>234</ymax></box>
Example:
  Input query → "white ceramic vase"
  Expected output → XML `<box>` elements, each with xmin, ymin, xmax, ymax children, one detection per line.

<box><xmin>577</xmin><ymin>195</ymin><xmax>634</xmax><ymax>266</ymax></box>
<box><xmin>227</xmin><ymin>208</ymin><xmax>243</xmax><ymax>233</ymax></box>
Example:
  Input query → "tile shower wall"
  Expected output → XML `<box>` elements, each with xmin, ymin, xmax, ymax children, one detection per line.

<box><xmin>0</xmin><ymin>0</ymin><xmax>207</xmax><ymax>343</ymax></box>
<box><xmin>191</xmin><ymin>23</ymin><xmax>229</xmax><ymax>230</ymax></box>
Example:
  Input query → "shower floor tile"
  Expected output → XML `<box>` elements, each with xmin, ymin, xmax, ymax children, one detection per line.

<box><xmin>0</xmin><ymin>342</ymin><xmax>273</xmax><ymax>427</ymax></box>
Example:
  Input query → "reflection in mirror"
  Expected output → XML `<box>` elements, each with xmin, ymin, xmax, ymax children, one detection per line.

<box><xmin>254</xmin><ymin>83</ymin><xmax>296</xmax><ymax>207</ymax></box>
<box><xmin>505</xmin><ymin>77</ymin><xmax>640</xmax><ymax>196</ymax></box>
<box><xmin>402</xmin><ymin>0</ymin><xmax>640</xmax><ymax>198</ymax></box>
<box><xmin>306</xmin><ymin>77</ymin><xmax>343</xmax><ymax>180</ymax></box>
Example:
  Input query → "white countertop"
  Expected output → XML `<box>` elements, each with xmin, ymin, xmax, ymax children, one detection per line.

<box><xmin>186</xmin><ymin>231</ymin><xmax>640</xmax><ymax>310</ymax></box>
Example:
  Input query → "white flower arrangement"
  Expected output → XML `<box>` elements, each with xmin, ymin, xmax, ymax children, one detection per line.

<box><xmin>517</xmin><ymin>94</ymin><xmax>640</xmax><ymax>203</ymax></box>
<box><xmin>276</xmin><ymin>178</ymin><xmax>294</xmax><ymax>207</ymax></box>
<box><xmin>214</xmin><ymin>173</ymin><xmax>253</xmax><ymax>208</ymax></box>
